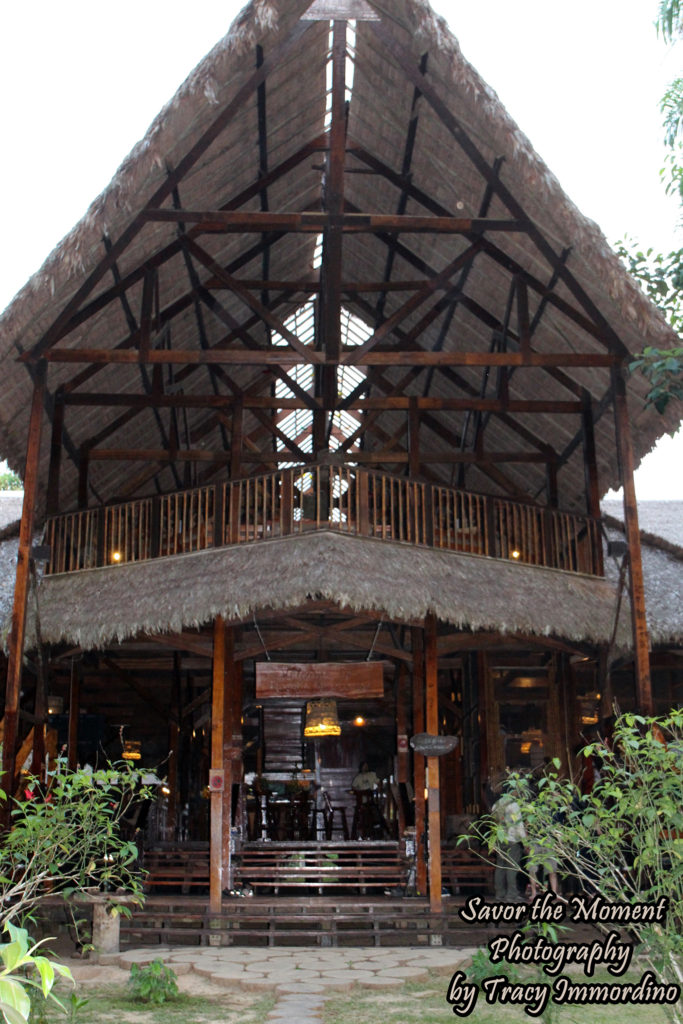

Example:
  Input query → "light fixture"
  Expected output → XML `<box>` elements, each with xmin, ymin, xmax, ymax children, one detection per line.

<box><xmin>47</xmin><ymin>695</ymin><xmax>63</xmax><ymax>716</ymax></box>
<box><xmin>353</xmin><ymin>715</ymin><xmax>366</xmax><ymax>727</ymax></box>
<box><xmin>122</xmin><ymin>740</ymin><xmax>142</xmax><ymax>761</ymax></box>
<box><xmin>511</xmin><ymin>549</ymin><xmax>521</xmax><ymax>560</ymax></box>
<box><xmin>304</xmin><ymin>699</ymin><xmax>341</xmax><ymax>737</ymax></box>
<box><xmin>112</xmin><ymin>550</ymin><xmax>122</xmax><ymax>563</ymax></box>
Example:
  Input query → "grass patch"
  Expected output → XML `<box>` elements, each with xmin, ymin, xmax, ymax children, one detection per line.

<box><xmin>322</xmin><ymin>970</ymin><xmax>675</xmax><ymax>1023</ymax></box>
<box><xmin>30</xmin><ymin>983</ymin><xmax>275</xmax><ymax>1024</ymax></box>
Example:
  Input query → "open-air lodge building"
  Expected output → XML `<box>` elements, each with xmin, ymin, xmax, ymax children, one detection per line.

<box><xmin>1</xmin><ymin>0</ymin><xmax>682</xmax><ymax>942</ymax></box>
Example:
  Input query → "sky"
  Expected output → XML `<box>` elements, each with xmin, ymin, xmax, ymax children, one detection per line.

<box><xmin>0</xmin><ymin>0</ymin><xmax>680</xmax><ymax>498</ymax></box>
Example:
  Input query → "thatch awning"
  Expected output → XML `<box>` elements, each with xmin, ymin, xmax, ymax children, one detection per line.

<box><xmin>22</xmin><ymin>531</ymin><xmax>629</xmax><ymax>652</ymax></box>
<box><xmin>0</xmin><ymin>0</ymin><xmax>679</xmax><ymax>514</ymax></box>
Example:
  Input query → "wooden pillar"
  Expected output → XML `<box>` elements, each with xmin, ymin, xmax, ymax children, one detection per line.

<box><xmin>611</xmin><ymin>366</ymin><xmax>652</xmax><ymax>713</ymax></box>
<box><xmin>46</xmin><ymin>390</ymin><xmax>64</xmax><ymax>517</ymax></box>
<box><xmin>408</xmin><ymin>396</ymin><xmax>420</xmax><ymax>478</ymax></box>
<box><xmin>31</xmin><ymin>647</ymin><xmax>47</xmax><ymax>781</ymax></box>
<box><xmin>396</xmin><ymin>663</ymin><xmax>409</xmax><ymax>785</ymax></box>
<box><xmin>481</xmin><ymin>652</ymin><xmax>503</xmax><ymax>778</ymax></box>
<box><xmin>581</xmin><ymin>391</ymin><xmax>601</xmax><ymax>520</ymax></box>
<box><xmin>545</xmin><ymin>657</ymin><xmax>562</xmax><ymax>763</ymax></box>
<box><xmin>167</xmin><ymin>653</ymin><xmax>182</xmax><ymax>838</ymax></box>
<box><xmin>67</xmin><ymin>660</ymin><xmax>81</xmax><ymax>771</ymax></box>
<box><xmin>223</xmin><ymin>629</ymin><xmax>243</xmax><ymax>892</ymax></box>
<box><xmin>77</xmin><ymin>445</ymin><xmax>89</xmax><ymax>510</ymax></box>
<box><xmin>230</xmin><ymin>399</ymin><xmax>243</xmax><ymax>479</ymax></box>
<box><xmin>210</xmin><ymin>617</ymin><xmax>228</xmax><ymax>912</ymax></box>
<box><xmin>411</xmin><ymin>628</ymin><xmax>427</xmax><ymax>896</ymax></box>
<box><xmin>424</xmin><ymin>613</ymin><xmax>442</xmax><ymax>913</ymax></box>
<box><xmin>2</xmin><ymin>366</ymin><xmax>46</xmax><ymax>802</ymax></box>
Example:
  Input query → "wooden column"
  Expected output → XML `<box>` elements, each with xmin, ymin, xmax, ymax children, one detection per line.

<box><xmin>2</xmin><ymin>365</ymin><xmax>46</xmax><ymax>802</ymax></box>
<box><xmin>611</xmin><ymin>367</ymin><xmax>652</xmax><ymax>713</ymax></box>
<box><xmin>424</xmin><ymin>613</ymin><xmax>442</xmax><ymax>913</ymax></box>
<box><xmin>581</xmin><ymin>391</ymin><xmax>601</xmax><ymax>519</ymax></box>
<box><xmin>224</xmin><ymin>629</ymin><xmax>243</xmax><ymax>892</ymax></box>
<box><xmin>210</xmin><ymin>617</ymin><xmax>227</xmax><ymax>912</ymax></box>
<box><xmin>167</xmin><ymin>654</ymin><xmax>182</xmax><ymax>838</ymax></box>
<box><xmin>582</xmin><ymin>391</ymin><xmax>604</xmax><ymax>576</ymax></box>
<box><xmin>408</xmin><ymin>396</ymin><xmax>420</xmax><ymax>478</ymax></box>
<box><xmin>210</xmin><ymin>617</ymin><xmax>240</xmax><ymax>911</ymax></box>
<box><xmin>46</xmin><ymin>390</ymin><xmax>64</xmax><ymax>518</ymax></box>
<box><xmin>396</xmin><ymin>663</ymin><xmax>409</xmax><ymax>785</ymax></box>
<box><xmin>411</xmin><ymin>628</ymin><xmax>427</xmax><ymax>896</ymax></box>
<box><xmin>67</xmin><ymin>660</ymin><xmax>81</xmax><ymax>771</ymax></box>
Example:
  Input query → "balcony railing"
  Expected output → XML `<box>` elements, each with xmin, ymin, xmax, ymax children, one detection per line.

<box><xmin>44</xmin><ymin>465</ymin><xmax>603</xmax><ymax>577</ymax></box>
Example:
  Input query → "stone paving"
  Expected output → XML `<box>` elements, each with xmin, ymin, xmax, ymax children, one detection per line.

<box><xmin>95</xmin><ymin>944</ymin><xmax>475</xmax><ymax>1022</ymax></box>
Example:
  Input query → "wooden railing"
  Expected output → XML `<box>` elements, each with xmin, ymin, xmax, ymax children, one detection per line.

<box><xmin>44</xmin><ymin>465</ymin><xmax>603</xmax><ymax>577</ymax></box>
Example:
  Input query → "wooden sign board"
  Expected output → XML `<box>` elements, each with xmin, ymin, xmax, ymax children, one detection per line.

<box><xmin>256</xmin><ymin>661</ymin><xmax>384</xmax><ymax>699</ymax></box>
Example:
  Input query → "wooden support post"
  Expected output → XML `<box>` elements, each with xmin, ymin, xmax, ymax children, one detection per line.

<box><xmin>46</xmin><ymin>391</ymin><xmax>64</xmax><ymax>517</ymax></box>
<box><xmin>167</xmin><ymin>653</ymin><xmax>182</xmax><ymax>838</ymax></box>
<box><xmin>408</xmin><ymin>396</ymin><xmax>420</xmax><ymax>478</ymax></box>
<box><xmin>230</xmin><ymin>399</ymin><xmax>243</xmax><ymax>479</ymax></box>
<box><xmin>424</xmin><ymin>613</ymin><xmax>442</xmax><ymax>913</ymax></box>
<box><xmin>581</xmin><ymin>391</ymin><xmax>601</xmax><ymax>519</ymax></box>
<box><xmin>611</xmin><ymin>367</ymin><xmax>652</xmax><ymax>713</ymax></box>
<box><xmin>411</xmin><ymin>627</ymin><xmax>427</xmax><ymax>896</ymax></box>
<box><xmin>78</xmin><ymin>446</ymin><xmax>89</xmax><ymax>510</ymax></box>
<box><xmin>224</xmin><ymin>628</ymin><xmax>243</xmax><ymax>892</ymax></box>
<box><xmin>396</xmin><ymin>663</ymin><xmax>409</xmax><ymax>784</ymax></box>
<box><xmin>31</xmin><ymin>644</ymin><xmax>47</xmax><ymax>781</ymax></box>
<box><xmin>2</xmin><ymin>365</ymin><xmax>46</xmax><ymax>805</ymax></box>
<box><xmin>210</xmin><ymin>616</ymin><xmax>227</xmax><ymax>912</ymax></box>
<box><xmin>582</xmin><ymin>391</ymin><xmax>604</xmax><ymax>576</ymax></box>
<box><xmin>67</xmin><ymin>660</ymin><xmax>81</xmax><ymax>771</ymax></box>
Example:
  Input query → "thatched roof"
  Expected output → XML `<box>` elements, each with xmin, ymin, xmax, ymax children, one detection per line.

<box><xmin>19</xmin><ymin>531</ymin><xmax>629</xmax><ymax>652</ymax></box>
<box><xmin>602</xmin><ymin>500</ymin><xmax>683</xmax><ymax>647</ymax></box>
<box><xmin>0</xmin><ymin>0</ymin><xmax>679</xmax><ymax>514</ymax></box>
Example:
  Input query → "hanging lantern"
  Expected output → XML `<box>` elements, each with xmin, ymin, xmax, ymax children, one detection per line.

<box><xmin>303</xmin><ymin>699</ymin><xmax>341</xmax><ymax>738</ymax></box>
<box><xmin>122</xmin><ymin>740</ymin><xmax>142</xmax><ymax>761</ymax></box>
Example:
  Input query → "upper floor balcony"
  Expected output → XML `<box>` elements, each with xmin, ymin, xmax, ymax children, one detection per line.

<box><xmin>44</xmin><ymin>464</ymin><xmax>604</xmax><ymax>579</ymax></box>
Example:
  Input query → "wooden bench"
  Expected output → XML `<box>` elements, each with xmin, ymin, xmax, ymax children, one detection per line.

<box><xmin>143</xmin><ymin>847</ymin><xmax>210</xmax><ymax>893</ymax></box>
<box><xmin>441</xmin><ymin>846</ymin><xmax>494</xmax><ymax>895</ymax></box>
<box><xmin>234</xmin><ymin>841</ymin><xmax>406</xmax><ymax>894</ymax></box>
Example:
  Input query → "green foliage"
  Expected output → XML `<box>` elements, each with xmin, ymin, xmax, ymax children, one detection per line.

<box><xmin>629</xmin><ymin>345</ymin><xmax>683</xmax><ymax>413</ymax></box>
<box><xmin>473</xmin><ymin>711</ymin><xmax>683</xmax><ymax>1000</ymax></box>
<box><xmin>616</xmin><ymin>241</ymin><xmax>683</xmax><ymax>331</ymax></box>
<box><xmin>0</xmin><ymin>762</ymin><xmax>150</xmax><ymax>931</ymax></box>
<box><xmin>0</xmin><ymin>923</ymin><xmax>72</xmax><ymax>1024</ymax></box>
<box><xmin>465</xmin><ymin>948</ymin><xmax>520</xmax><ymax>987</ymax></box>
<box><xmin>615</xmin><ymin>241</ymin><xmax>683</xmax><ymax>414</ymax></box>
<box><xmin>127</xmin><ymin>961</ymin><xmax>178</xmax><ymax>1006</ymax></box>
<box><xmin>0</xmin><ymin>471</ymin><xmax>22</xmax><ymax>492</ymax></box>
<box><xmin>657</xmin><ymin>0</ymin><xmax>683</xmax><ymax>43</ymax></box>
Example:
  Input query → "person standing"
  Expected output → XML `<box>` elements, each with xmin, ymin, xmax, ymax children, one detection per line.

<box><xmin>491</xmin><ymin>789</ymin><xmax>526</xmax><ymax>902</ymax></box>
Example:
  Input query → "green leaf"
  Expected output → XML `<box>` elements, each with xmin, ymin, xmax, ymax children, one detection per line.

<box><xmin>0</xmin><ymin>977</ymin><xmax>31</xmax><ymax>1024</ymax></box>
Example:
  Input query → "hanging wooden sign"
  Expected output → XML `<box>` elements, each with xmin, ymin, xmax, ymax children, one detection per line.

<box><xmin>256</xmin><ymin>661</ymin><xmax>384</xmax><ymax>699</ymax></box>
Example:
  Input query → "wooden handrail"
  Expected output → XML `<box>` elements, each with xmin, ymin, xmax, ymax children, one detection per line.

<box><xmin>44</xmin><ymin>466</ymin><xmax>604</xmax><ymax>579</ymax></box>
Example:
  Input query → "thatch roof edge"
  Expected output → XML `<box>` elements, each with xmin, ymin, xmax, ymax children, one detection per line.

<box><xmin>22</xmin><ymin>531</ymin><xmax>629</xmax><ymax>653</ymax></box>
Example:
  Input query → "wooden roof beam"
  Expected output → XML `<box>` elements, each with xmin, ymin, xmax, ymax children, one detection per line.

<box><xmin>28</xmin><ymin>17</ymin><xmax>314</xmax><ymax>361</ymax></box>
<box><xmin>63</xmin><ymin>392</ymin><xmax>581</xmax><ymax>413</ymax></box>
<box><xmin>368</xmin><ymin>18</ymin><xmax>629</xmax><ymax>359</ymax></box>
<box><xmin>53</xmin><ymin>134</ymin><xmax>328</xmax><ymax>347</ymax></box>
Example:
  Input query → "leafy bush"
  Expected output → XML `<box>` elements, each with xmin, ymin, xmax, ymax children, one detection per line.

<box><xmin>0</xmin><ymin>761</ymin><xmax>151</xmax><ymax>929</ymax></box>
<box><xmin>470</xmin><ymin>710</ymin><xmax>683</xmax><ymax>1015</ymax></box>
<box><xmin>0</xmin><ymin>922</ymin><xmax>72</xmax><ymax>1024</ymax></box>
<box><xmin>0</xmin><ymin>471</ymin><xmax>22</xmax><ymax>492</ymax></box>
<box><xmin>127</xmin><ymin>961</ymin><xmax>178</xmax><ymax>1005</ymax></box>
